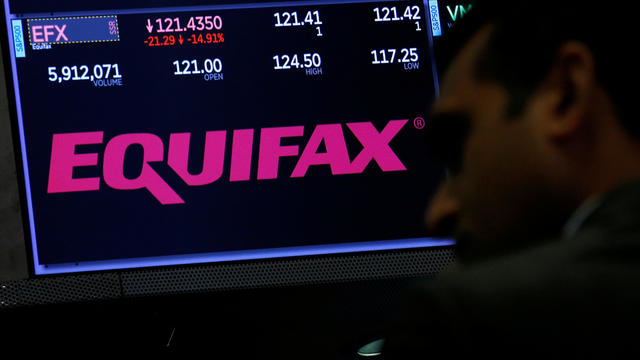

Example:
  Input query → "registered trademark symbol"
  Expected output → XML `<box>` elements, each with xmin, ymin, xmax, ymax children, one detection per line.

<box><xmin>413</xmin><ymin>117</ymin><xmax>425</xmax><ymax>129</ymax></box>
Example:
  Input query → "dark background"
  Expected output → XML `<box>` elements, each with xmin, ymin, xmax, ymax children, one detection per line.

<box><xmin>0</xmin><ymin>276</ymin><xmax>437</xmax><ymax>357</ymax></box>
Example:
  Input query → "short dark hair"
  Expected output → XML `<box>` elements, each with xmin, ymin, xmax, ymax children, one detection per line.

<box><xmin>439</xmin><ymin>1</ymin><xmax>635</xmax><ymax>135</ymax></box>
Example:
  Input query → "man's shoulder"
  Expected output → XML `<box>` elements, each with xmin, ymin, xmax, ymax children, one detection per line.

<box><xmin>383</xmin><ymin>182</ymin><xmax>640</xmax><ymax>357</ymax></box>
<box><xmin>418</xmin><ymin>225</ymin><xmax>640</xmax><ymax>351</ymax></box>
<box><xmin>433</xmin><ymin>179</ymin><xmax>640</xmax><ymax>303</ymax></box>
<box><xmin>433</xmin><ymin>225</ymin><xmax>640</xmax><ymax>309</ymax></box>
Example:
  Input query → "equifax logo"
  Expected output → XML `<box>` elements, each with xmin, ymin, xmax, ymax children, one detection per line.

<box><xmin>47</xmin><ymin>120</ymin><xmax>409</xmax><ymax>204</ymax></box>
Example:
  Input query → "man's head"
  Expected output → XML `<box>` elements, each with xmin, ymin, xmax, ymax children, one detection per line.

<box><xmin>426</xmin><ymin>1</ymin><xmax>640</xmax><ymax>263</ymax></box>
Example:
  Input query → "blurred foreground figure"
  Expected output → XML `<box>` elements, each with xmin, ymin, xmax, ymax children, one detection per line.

<box><xmin>383</xmin><ymin>1</ymin><xmax>640</xmax><ymax>357</ymax></box>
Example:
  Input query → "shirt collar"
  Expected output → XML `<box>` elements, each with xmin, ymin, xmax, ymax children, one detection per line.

<box><xmin>562</xmin><ymin>195</ymin><xmax>603</xmax><ymax>238</ymax></box>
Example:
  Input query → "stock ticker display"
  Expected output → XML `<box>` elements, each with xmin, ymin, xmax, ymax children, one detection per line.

<box><xmin>3</xmin><ymin>0</ymin><xmax>454</xmax><ymax>274</ymax></box>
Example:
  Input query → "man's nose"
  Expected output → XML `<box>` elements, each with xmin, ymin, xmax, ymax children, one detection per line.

<box><xmin>426</xmin><ymin>180</ymin><xmax>460</xmax><ymax>237</ymax></box>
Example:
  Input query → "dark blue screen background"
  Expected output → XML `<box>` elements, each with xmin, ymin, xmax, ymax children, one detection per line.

<box><xmin>10</xmin><ymin>1</ymin><xmax>445</xmax><ymax>266</ymax></box>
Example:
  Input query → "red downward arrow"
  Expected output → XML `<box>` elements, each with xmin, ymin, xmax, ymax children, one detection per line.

<box><xmin>179</xmin><ymin>35</ymin><xmax>184</xmax><ymax>45</ymax></box>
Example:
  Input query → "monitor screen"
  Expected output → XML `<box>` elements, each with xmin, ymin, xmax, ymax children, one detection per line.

<box><xmin>2</xmin><ymin>0</ymin><xmax>455</xmax><ymax>277</ymax></box>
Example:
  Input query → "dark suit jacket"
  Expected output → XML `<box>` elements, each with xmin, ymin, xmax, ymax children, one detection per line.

<box><xmin>383</xmin><ymin>180</ymin><xmax>640</xmax><ymax>358</ymax></box>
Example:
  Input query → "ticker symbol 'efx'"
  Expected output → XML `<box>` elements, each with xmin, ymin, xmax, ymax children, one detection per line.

<box><xmin>47</xmin><ymin>120</ymin><xmax>409</xmax><ymax>204</ymax></box>
<box><xmin>31</xmin><ymin>24</ymin><xmax>67</xmax><ymax>43</ymax></box>
<box><xmin>28</xmin><ymin>16</ymin><xmax>120</xmax><ymax>45</ymax></box>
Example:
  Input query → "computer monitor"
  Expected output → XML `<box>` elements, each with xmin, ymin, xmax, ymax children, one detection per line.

<box><xmin>0</xmin><ymin>0</ymin><xmax>464</xmax><ymax>306</ymax></box>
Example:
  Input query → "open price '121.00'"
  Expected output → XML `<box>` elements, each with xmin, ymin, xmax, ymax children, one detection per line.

<box><xmin>173</xmin><ymin>58</ymin><xmax>223</xmax><ymax>76</ymax></box>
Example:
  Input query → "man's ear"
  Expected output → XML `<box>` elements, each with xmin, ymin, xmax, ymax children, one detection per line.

<box><xmin>530</xmin><ymin>42</ymin><xmax>597</xmax><ymax>142</ymax></box>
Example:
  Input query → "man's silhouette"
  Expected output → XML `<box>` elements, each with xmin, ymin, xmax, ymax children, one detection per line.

<box><xmin>383</xmin><ymin>1</ymin><xmax>640</xmax><ymax>357</ymax></box>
